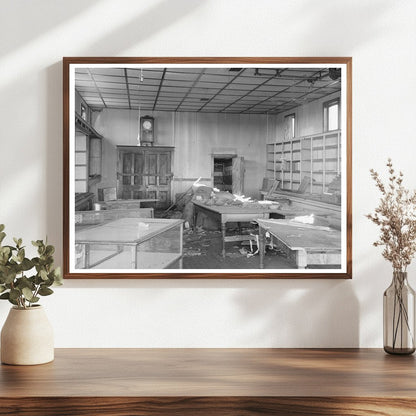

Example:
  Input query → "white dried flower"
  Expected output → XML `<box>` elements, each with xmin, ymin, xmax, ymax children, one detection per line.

<box><xmin>366</xmin><ymin>159</ymin><xmax>416</xmax><ymax>272</ymax></box>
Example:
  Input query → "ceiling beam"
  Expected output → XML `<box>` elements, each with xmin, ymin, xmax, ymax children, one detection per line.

<box><xmin>124</xmin><ymin>69</ymin><xmax>132</xmax><ymax>110</ymax></box>
<box><xmin>152</xmin><ymin>68</ymin><xmax>167</xmax><ymax>111</ymax></box>
<box><xmin>87</xmin><ymin>69</ymin><xmax>107</xmax><ymax>108</ymax></box>
<box><xmin>219</xmin><ymin>69</ymin><xmax>287</xmax><ymax>113</ymax></box>
<box><xmin>175</xmin><ymin>69</ymin><xmax>206</xmax><ymax>112</ymax></box>
<box><xmin>266</xmin><ymin>77</ymin><xmax>340</xmax><ymax>114</ymax></box>
<box><xmin>197</xmin><ymin>69</ymin><xmax>247</xmax><ymax>112</ymax></box>
<box><xmin>241</xmin><ymin>69</ymin><xmax>325</xmax><ymax>114</ymax></box>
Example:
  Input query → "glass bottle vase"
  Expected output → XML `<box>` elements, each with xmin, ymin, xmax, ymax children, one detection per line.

<box><xmin>383</xmin><ymin>271</ymin><xmax>416</xmax><ymax>355</ymax></box>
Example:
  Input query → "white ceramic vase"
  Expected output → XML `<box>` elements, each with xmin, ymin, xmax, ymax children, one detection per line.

<box><xmin>1</xmin><ymin>305</ymin><xmax>54</xmax><ymax>365</ymax></box>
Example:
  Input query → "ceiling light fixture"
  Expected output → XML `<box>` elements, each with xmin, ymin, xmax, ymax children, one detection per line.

<box><xmin>328</xmin><ymin>68</ymin><xmax>341</xmax><ymax>80</ymax></box>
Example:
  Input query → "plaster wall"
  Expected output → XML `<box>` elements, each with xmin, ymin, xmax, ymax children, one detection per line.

<box><xmin>93</xmin><ymin>109</ymin><xmax>270</xmax><ymax>199</ymax></box>
<box><xmin>0</xmin><ymin>0</ymin><xmax>415</xmax><ymax>348</ymax></box>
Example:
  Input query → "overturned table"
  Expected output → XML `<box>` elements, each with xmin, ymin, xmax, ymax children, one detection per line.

<box><xmin>257</xmin><ymin>219</ymin><xmax>342</xmax><ymax>269</ymax></box>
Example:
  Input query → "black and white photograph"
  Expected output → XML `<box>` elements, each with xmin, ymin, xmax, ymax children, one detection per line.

<box><xmin>64</xmin><ymin>58</ymin><xmax>352</xmax><ymax>278</ymax></box>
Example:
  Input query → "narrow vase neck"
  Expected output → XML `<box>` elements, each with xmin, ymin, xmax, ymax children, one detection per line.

<box><xmin>393</xmin><ymin>271</ymin><xmax>408</xmax><ymax>284</ymax></box>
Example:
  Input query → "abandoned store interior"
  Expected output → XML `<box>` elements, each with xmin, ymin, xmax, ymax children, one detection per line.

<box><xmin>73</xmin><ymin>66</ymin><xmax>343</xmax><ymax>271</ymax></box>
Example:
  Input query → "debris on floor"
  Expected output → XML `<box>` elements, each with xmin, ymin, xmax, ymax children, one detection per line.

<box><xmin>155</xmin><ymin>208</ymin><xmax>295</xmax><ymax>269</ymax></box>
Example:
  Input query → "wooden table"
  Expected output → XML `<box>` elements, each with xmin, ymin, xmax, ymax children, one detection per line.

<box><xmin>192</xmin><ymin>201</ymin><xmax>272</xmax><ymax>257</ymax></box>
<box><xmin>1</xmin><ymin>349</ymin><xmax>415</xmax><ymax>415</ymax></box>
<box><xmin>257</xmin><ymin>218</ymin><xmax>342</xmax><ymax>269</ymax></box>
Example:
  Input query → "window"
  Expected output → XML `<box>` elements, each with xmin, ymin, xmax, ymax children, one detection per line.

<box><xmin>80</xmin><ymin>103</ymin><xmax>87</xmax><ymax>121</ymax></box>
<box><xmin>324</xmin><ymin>99</ymin><xmax>340</xmax><ymax>131</ymax></box>
<box><xmin>284</xmin><ymin>113</ymin><xmax>296</xmax><ymax>140</ymax></box>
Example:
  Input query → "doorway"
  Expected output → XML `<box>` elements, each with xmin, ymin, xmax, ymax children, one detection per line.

<box><xmin>212</xmin><ymin>155</ymin><xmax>244</xmax><ymax>195</ymax></box>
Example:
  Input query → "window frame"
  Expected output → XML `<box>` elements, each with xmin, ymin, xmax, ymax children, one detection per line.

<box><xmin>323</xmin><ymin>98</ymin><xmax>340</xmax><ymax>132</ymax></box>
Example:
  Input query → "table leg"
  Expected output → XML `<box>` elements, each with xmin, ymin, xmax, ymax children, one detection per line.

<box><xmin>193</xmin><ymin>205</ymin><xmax>198</xmax><ymax>230</ymax></box>
<box><xmin>221</xmin><ymin>222</ymin><xmax>226</xmax><ymax>258</ymax></box>
<box><xmin>258</xmin><ymin>226</ymin><xmax>265</xmax><ymax>269</ymax></box>
<box><xmin>85</xmin><ymin>245</ymin><xmax>90</xmax><ymax>269</ymax></box>
<box><xmin>295</xmin><ymin>248</ymin><xmax>308</xmax><ymax>269</ymax></box>
<box><xmin>131</xmin><ymin>245</ymin><xmax>138</xmax><ymax>268</ymax></box>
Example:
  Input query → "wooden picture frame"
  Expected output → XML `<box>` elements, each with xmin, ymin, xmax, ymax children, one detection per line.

<box><xmin>63</xmin><ymin>57</ymin><xmax>352</xmax><ymax>279</ymax></box>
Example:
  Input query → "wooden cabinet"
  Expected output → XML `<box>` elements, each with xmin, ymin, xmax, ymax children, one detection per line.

<box><xmin>117</xmin><ymin>146</ymin><xmax>173</xmax><ymax>209</ymax></box>
<box><xmin>267</xmin><ymin>130</ymin><xmax>341</xmax><ymax>194</ymax></box>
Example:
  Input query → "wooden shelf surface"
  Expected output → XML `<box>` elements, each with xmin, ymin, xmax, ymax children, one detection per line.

<box><xmin>1</xmin><ymin>348</ymin><xmax>416</xmax><ymax>415</ymax></box>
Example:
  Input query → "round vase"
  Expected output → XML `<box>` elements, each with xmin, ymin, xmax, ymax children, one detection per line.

<box><xmin>383</xmin><ymin>271</ymin><xmax>416</xmax><ymax>355</ymax></box>
<box><xmin>1</xmin><ymin>305</ymin><xmax>54</xmax><ymax>365</ymax></box>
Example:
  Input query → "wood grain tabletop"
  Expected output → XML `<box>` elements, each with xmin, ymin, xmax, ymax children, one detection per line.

<box><xmin>1</xmin><ymin>348</ymin><xmax>415</xmax><ymax>415</ymax></box>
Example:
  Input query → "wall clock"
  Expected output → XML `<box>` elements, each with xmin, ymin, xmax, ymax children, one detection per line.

<box><xmin>140</xmin><ymin>116</ymin><xmax>154</xmax><ymax>144</ymax></box>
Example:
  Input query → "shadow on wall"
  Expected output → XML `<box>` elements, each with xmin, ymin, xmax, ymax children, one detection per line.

<box><xmin>80</xmin><ymin>0</ymin><xmax>204</xmax><ymax>55</ymax></box>
<box><xmin>0</xmin><ymin>0</ymin><xmax>101</xmax><ymax>56</ymax></box>
<box><xmin>291</xmin><ymin>0</ymin><xmax>394</xmax><ymax>51</ymax></box>
<box><xmin>233</xmin><ymin>280</ymin><xmax>359</xmax><ymax>348</ymax></box>
<box><xmin>44</xmin><ymin>0</ymin><xmax>204</xmax><ymax>262</ymax></box>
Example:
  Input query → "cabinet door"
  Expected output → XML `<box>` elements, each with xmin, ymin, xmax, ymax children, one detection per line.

<box><xmin>117</xmin><ymin>147</ymin><xmax>172</xmax><ymax>208</ymax></box>
<box><xmin>232</xmin><ymin>156</ymin><xmax>244</xmax><ymax>195</ymax></box>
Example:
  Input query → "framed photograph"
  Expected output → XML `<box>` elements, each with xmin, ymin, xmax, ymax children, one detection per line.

<box><xmin>63</xmin><ymin>57</ymin><xmax>352</xmax><ymax>279</ymax></box>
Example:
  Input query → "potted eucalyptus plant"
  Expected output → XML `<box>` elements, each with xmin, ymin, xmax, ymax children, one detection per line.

<box><xmin>0</xmin><ymin>224</ymin><xmax>62</xmax><ymax>365</ymax></box>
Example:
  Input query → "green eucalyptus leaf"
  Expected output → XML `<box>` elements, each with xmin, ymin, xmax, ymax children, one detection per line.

<box><xmin>45</xmin><ymin>245</ymin><xmax>55</xmax><ymax>256</ymax></box>
<box><xmin>39</xmin><ymin>269</ymin><xmax>48</xmax><ymax>281</ymax></box>
<box><xmin>0</xmin><ymin>224</ymin><xmax>5</xmax><ymax>232</ymax></box>
<box><xmin>0</xmin><ymin>246</ymin><xmax>11</xmax><ymax>256</ymax></box>
<box><xmin>0</xmin><ymin>292</ymin><xmax>10</xmax><ymax>299</ymax></box>
<box><xmin>9</xmin><ymin>288</ymin><xmax>21</xmax><ymax>301</ymax></box>
<box><xmin>20</xmin><ymin>258</ymin><xmax>33</xmax><ymax>271</ymax></box>
<box><xmin>38</xmin><ymin>287</ymin><xmax>53</xmax><ymax>296</ymax></box>
<box><xmin>17</xmin><ymin>276</ymin><xmax>35</xmax><ymax>290</ymax></box>
<box><xmin>17</xmin><ymin>248</ymin><xmax>25</xmax><ymax>263</ymax></box>
<box><xmin>3</xmin><ymin>272</ymin><xmax>17</xmax><ymax>285</ymax></box>
<box><xmin>22</xmin><ymin>287</ymin><xmax>34</xmax><ymax>301</ymax></box>
<box><xmin>8</xmin><ymin>297</ymin><xmax>18</xmax><ymax>306</ymax></box>
<box><xmin>53</xmin><ymin>267</ymin><xmax>63</xmax><ymax>285</ymax></box>
<box><xmin>0</xmin><ymin>232</ymin><xmax>6</xmax><ymax>244</ymax></box>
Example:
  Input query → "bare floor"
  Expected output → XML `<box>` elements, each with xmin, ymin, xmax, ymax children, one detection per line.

<box><xmin>182</xmin><ymin>227</ymin><xmax>295</xmax><ymax>270</ymax></box>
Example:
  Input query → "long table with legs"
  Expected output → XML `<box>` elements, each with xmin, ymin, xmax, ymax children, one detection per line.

<box><xmin>192</xmin><ymin>201</ymin><xmax>272</xmax><ymax>257</ymax></box>
<box><xmin>257</xmin><ymin>218</ymin><xmax>342</xmax><ymax>269</ymax></box>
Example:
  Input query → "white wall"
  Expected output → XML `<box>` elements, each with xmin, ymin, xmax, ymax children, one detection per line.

<box><xmin>272</xmin><ymin>92</ymin><xmax>341</xmax><ymax>141</ymax></box>
<box><xmin>0</xmin><ymin>0</ymin><xmax>415</xmax><ymax>348</ymax></box>
<box><xmin>93</xmin><ymin>109</ymin><xmax>270</xmax><ymax>199</ymax></box>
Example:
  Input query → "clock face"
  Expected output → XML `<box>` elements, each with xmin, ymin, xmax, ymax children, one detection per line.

<box><xmin>142</xmin><ymin>120</ymin><xmax>152</xmax><ymax>130</ymax></box>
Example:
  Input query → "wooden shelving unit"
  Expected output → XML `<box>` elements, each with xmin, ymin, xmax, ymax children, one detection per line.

<box><xmin>266</xmin><ymin>130</ymin><xmax>341</xmax><ymax>194</ymax></box>
<box><xmin>75</xmin><ymin>113</ymin><xmax>103</xmax><ymax>194</ymax></box>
